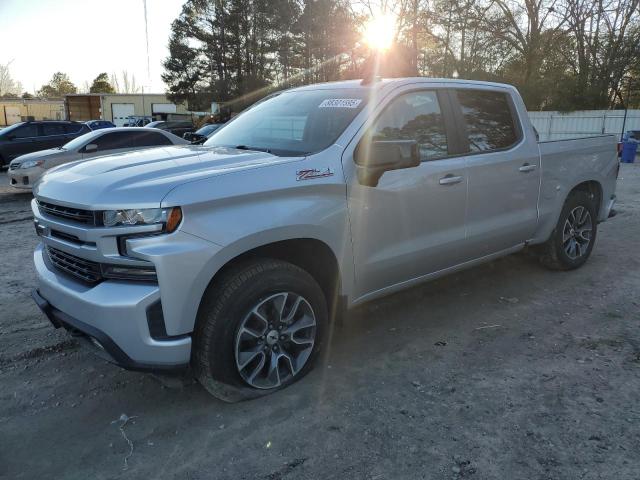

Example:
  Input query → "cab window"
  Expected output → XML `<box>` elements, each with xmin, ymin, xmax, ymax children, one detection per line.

<box><xmin>371</xmin><ymin>90</ymin><xmax>449</xmax><ymax>161</ymax></box>
<box><xmin>455</xmin><ymin>89</ymin><xmax>519</xmax><ymax>152</ymax></box>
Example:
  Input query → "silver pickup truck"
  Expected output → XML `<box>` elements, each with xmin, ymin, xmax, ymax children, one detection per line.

<box><xmin>30</xmin><ymin>78</ymin><xmax>618</xmax><ymax>399</ymax></box>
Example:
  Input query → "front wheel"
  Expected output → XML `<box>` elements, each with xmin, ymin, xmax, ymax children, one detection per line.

<box><xmin>537</xmin><ymin>190</ymin><xmax>598</xmax><ymax>270</ymax></box>
<box><xmin>192</xmin><ymin>259</ymin><xmax>328</xmax><ymax>400</ymax></box>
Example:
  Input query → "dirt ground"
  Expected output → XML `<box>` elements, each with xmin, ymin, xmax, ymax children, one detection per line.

<box><xmin>1</xmin><ymin>164</ymin><xmax>639</xmax><ymax>480</ymax></box>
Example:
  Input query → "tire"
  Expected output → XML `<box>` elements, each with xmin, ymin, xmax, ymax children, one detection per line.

<box><xmin>192</xmin><ymin>258</ymin><xmax>328</xmax><ymax>400</ymax></box>
<box><xmin>537</xmin><ymin>190</ymin><xmax>598</xmax><ymax>270</ymax></box>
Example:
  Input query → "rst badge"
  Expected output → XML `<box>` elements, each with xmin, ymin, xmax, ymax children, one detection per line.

<box><xmin>296</xmin><ymin>168</ymin><xmax>334</xmax><ymax>181</ymax></box>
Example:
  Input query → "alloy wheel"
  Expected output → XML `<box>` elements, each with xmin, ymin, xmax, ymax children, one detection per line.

<box><xmin>562</xmin><ymin>206</ymin><xmax>592</xmax><ymax>260</ymax></box>
<box><xmin>234</xmin><ymin>292</ymin><xmax>316</xmax><ymax>389</ymax></box>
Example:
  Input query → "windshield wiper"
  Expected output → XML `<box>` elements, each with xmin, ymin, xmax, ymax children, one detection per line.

<box><xmin>234</xmin><ymin>145</ymin><xmax>272</xmax><ymax>154</ymax></box>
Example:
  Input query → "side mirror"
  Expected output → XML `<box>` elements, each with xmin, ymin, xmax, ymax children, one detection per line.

<box><xmin>84</xmin><ymin>143</ymin><xmax>98</xmax><ymax>153</ymax></box>
<box><xmin>354</xmin><ymin>139</ymin><xmax>420</xmax><ymax>187</ymax></box>
<box><xmin>6</xmin><ymin>134</ymin><xmax>16</xmax><ymax>141</ymax></box>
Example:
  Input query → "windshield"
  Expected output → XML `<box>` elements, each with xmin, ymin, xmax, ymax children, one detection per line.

<box><xmin>204</xmin><ymin>89</ymin><xmax>368</xmax><ymax>156</ymax></box>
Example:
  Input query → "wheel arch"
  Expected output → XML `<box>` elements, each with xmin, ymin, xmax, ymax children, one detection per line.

<box><xmin>195</xmin><ymin>235</ymin><xmax>347</xmax><ymax>328</ymax></box>
<box><xmin>568</xmin><ymin>180</ymin><xmax>603</xmax><ymax>217</ymax></box>
<box><xmin>531</xmin><ymin>178</ymin><xmax>604</xmax><ymax>245</ymax></box>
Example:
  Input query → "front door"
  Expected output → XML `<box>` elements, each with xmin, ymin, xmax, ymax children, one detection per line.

<box><xmin>451</xmin><ymin>88</ymin><xmax>541</xmax><ymax>257</ymax></box>
<box><xmin>345</xmin><ymin>88</ymin><xmax>469</xmax><ymax>300</ymax></box>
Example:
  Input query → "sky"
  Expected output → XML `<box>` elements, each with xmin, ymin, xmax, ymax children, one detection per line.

<box><xmin>0</xmin><ymin>0</ymin><xmax>185</xmax><ymax>94</ymax></box>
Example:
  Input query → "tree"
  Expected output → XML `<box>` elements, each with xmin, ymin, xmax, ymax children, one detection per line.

<box><xmin>109</xmin><ymin>71</ymin><xmax>140</xmax><ymax>93</ymax></box>
<box><xmin>161</xmin><ymin>0</ymin><xmax>640</xmax><ymax>112</ymax></box>
<box><xmin>21</xmin><ymin>92</ymin><xmax>34</xmax><ymax>99</ymax></box>
<box><xmin>560</xmin><ymin>0</ymin><xmax>640</xmax><ymax>109</ymax></box>
<box><xmin>162</xmin><ymin>19</ymin><xmax>208</xmax><ymax>109</ymax></box>
<box><xmin>89</xmin><ymin>73</ymin><xmax>115</xmax><ymax>93</ymax></box>
<box><xmin>162</xmin><ymin>0</ymin><xmax>362</xmax><ymax>108</ymax></box>
<box><xmin>37</xmin><ymin>72</ymin><xmax>77</xmax><ymax>97</ymax></box>
<box><xmin>0</xmin><ymin>61</ymin><xmax>22</xmax><ymax>97</ymax></box>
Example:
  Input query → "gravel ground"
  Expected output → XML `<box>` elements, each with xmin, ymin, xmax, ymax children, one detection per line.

<box><xmin>1</xmin><ymin>165</ymin><xmax>639</xmax><ymax>480</ymax></box>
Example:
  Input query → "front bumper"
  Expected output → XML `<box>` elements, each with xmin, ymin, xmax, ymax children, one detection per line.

<box><xmin>33</xmin><ymin>243</ymin><xmax>191</xmax><ymax>370</ymax></box>
<box><xmin>8</xmin><ymin>166</ymin><xmax>43</xmax><ymax>190</ymax></box>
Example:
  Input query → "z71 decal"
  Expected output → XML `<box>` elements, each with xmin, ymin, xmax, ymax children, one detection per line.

<box><xmin>296</xmin><ymin>168</ymin><xmax>335</xmax><ymax>181</ymax></box>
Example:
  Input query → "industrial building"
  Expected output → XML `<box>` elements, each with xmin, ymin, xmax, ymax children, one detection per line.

<box><xmin>0</xmin><ymin>99</ymin><xmax>65</xmax><ymax>126</ymax></box>
<box><xmin>65</xmin><ymin>93</ymin><xmax>190</xmax><ymax>126</ymax></box>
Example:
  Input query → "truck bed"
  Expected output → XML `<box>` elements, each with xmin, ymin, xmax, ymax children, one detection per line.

<box><xmin>533</xmin><ymin>134</ymin><xmax>618</xmax><ymax>243</ymax></box>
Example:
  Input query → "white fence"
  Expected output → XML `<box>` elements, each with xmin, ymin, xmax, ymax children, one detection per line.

<box><xmin>528</xmin><ymin>110</ymin><xmax>640</xmax><ymax>141</ymax></box>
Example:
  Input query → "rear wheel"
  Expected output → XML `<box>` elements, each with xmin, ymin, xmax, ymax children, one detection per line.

<box><xmin>537</xmin><ymin>191</ymin><xmax>598</xmax><ymax>270</ymax></box>
<box><xmin>192</xmin><ymin>258</ymin><xmax>327</xmax><ymax>400</ymax></box>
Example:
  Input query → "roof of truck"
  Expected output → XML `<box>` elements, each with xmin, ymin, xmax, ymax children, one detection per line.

<box><xmin>289</xmin><ymin>77</ymin><xmax>517</xmax><ymax>92</ymax></box>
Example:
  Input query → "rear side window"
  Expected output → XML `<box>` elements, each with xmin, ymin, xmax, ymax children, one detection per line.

<box><xmin>42</xmin><ymin>124</ymin><xmax>66</xmax><ymax>136</ymax></box>
<box><xmin>64</xmin><ymin>123</ymin><xmax>84</xmax><ymax>134</ymax></box>
<box><xmin>371</xmin><ymin>90</ymin><xmax>449</xmax><ymax>160</ymax></box>
<box><xmin>131</xmin><ymin>131</ymin><xmax>172</xmax><ymax>147</ymax></box>
<box><xmin>456</xmin><ymin>90</ymin><xmax>519</xmax><ymax>152</ymax></box>
<box><xmin>93</xmin><ymin>132</ymin><xmax>135</xmax><ymax>150</ymax></box>
<box><xmin>11</xmin><ymin>124</ymin><xmax>39</xmax><ymax>138</ymax></box>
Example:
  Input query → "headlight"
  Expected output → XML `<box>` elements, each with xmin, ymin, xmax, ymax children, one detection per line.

<box><xmin>102</xmin><ymin>207</ymin><xmax>182</xmax><ymax>232</ymax></box>
<box><xmin>20</xmin><ymin>159</ymin><xmax>44</xmax><ymax>169</ymax></box>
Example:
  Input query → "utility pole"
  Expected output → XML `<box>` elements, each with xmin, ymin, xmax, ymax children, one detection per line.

<box><xmin>621</xmin><ymin>79</ymin><xmax>633</xmax><ymax>142</ymax></box>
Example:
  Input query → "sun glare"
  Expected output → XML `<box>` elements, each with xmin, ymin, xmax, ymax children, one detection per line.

<box><xmin>363</xmin><ymin>13</ymin><xmax>396</xmax><ymax>51</ymax></box>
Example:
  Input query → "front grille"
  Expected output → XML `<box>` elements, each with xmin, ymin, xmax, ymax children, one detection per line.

<box><xmin>46</xmin><ymin>247</ymin><xmax>102</xmax><ymax>284</ymax></box>
<box><xmin>37</xmin><ymin>200</ymin><xmax>97</xmax><ymax>225</ymax></box>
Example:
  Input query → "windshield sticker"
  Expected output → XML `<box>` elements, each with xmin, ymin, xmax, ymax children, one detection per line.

<box><xmin>318</xmin><ymin>99</ymin><xmax>362</xmax><ymax>109</ymax></box>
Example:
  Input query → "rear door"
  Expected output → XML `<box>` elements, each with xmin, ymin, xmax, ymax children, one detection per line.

<box><xmin>39</xmin><ymin>123</ymin><xmax>68</xmax><ymax>150</ymax></box>
<box><xmin>451</xmin><ymin>87</ymin><xmax>540</xmax><ymax>257</ymax></box>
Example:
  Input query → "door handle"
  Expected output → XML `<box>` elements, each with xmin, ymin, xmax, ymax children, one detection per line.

<box><xmin>519</xmin><ymin>163</ymin><xmax>537</xmax><ymax>172</ymax></box>
<box><xmin>439</xmin><ymin>174</ymin><xmax>463</xmax><ymax>185</ymax></box>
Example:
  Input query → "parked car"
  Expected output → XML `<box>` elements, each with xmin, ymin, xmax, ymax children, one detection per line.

<box><xmin>30</xmin><ymin>78</ymin><xmax>618</xmax><ymax>399</ymax></box>
<box><xmin>0</xmin><ymin>121</ymin><xmax>90</xmax><ymax>167</ymax></box>
<box><xmin>123</xmin><ymin>116</ymin><xmax>152</xmax><ymax>127</ymax></box>
<box><xmin>147</xmin><ymin>120</ymin><xmax>194</xmax><ymax>137</ymax></box>
<box><xmin>8</xmin><ymin>127</ymin><xmax>188</xmax><ymax>190</ymax></box>
<box><xmin>85</xmin><ymin>120</ymin><xmax>116</xmax><ymax>130</ymax></box>
<box><xmin>183</xmin><ymin>123</ymin><xmax>224</xmax><ymax>144</ymax></box>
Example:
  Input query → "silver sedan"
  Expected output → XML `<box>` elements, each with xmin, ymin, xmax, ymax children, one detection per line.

<box><xmin>8</xmin><ymin>127</ymin><xmax>188</xmax><ymax>190</ymax></box>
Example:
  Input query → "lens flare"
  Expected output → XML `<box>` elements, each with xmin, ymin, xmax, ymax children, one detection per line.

<box><xmin>363</xmin><ymin>13</ymin><xmax>396</xmax><ymax>51</ymax></box>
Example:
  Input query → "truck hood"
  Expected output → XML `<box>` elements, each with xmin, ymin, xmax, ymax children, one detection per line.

<box><xmin>34</xmin><ymin>145</ymin><xmax>300</xmax><ymax>209</ymax></box>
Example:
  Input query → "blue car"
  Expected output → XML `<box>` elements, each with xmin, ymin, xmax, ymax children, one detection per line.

<box><xmin>85</xmin><ymin>120</ymin><xmax>116</xmax><ymax>130</ymax></box>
